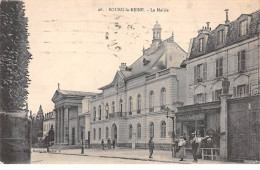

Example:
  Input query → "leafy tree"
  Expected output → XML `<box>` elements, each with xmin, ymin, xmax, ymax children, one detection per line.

<box><xmin>0</xmin><ymin>0</ymin><xmax>32</xmax><ymax>112</ymax></box>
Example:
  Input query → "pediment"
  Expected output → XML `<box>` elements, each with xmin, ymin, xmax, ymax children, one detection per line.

<box><xmin>214</xmin><ymin>24</ymin><xmax>225</xmax><ymax>31</ymax></box>
<box><xmin>237</xmin><ymin>14</ymin><xmax>251</xmax><ymax>22</ymax></box>
<box><xmin>51</xmin><ymin>90</ymin><xmax>64</xmax><ymax>102</ymax></box>
<box><xmin>111</xmin><ymin>71</ymin><xmax>125</xmax><ymax>86</ymax></box>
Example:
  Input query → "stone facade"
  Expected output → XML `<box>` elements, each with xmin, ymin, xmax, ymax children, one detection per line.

<box><xmin>88</xmin><ymin>22</ymin><xmax>187</xmax><ymax>148</ymax></box>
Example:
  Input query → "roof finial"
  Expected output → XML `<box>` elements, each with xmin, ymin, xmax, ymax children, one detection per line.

<box><xmin>172</xmin><ymin>31</ymin><xmax>174</xmax><ymax>37</ymax></box>
<box><xmin>58</xmin><ymin>83</ymin><xmax>60</xmax><ymax>90</ymax></box>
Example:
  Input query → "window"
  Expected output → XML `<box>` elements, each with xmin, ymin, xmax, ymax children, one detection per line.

<box><xmin>160</xmin><ymin>88</ymin><xmax>166</xmax><ymax>110</ymax></box>
<box><xmin>137</xmin><ymin>94</ymin><xmax>141</xmax><ymax>114</ymax></box>
<box><xmin>137</xmin><ymin>123</ymin><xmax>141</xmax><ymax>139</ymax></box>
<box><xmin>217</xmin><ymin>30</ymin><xmax>224</xmax><ymax>44</ymax></box>
<box><xmin>93</xmin><ymin>107</ymin><xmax>96</xmax><ymax>121</ymax></box>
<box><xmin>194</xmin><ymin>93</ymin><xmax>205</xmax><ymax>104</ymax></box>
<box><xmin>199</xmin><ymin>38</ymin><xmax>204</xmax><ymax>52</ymax></box>
<box><xmin>106</xmin><ymin>127</ymin><xmax>109</xmax><ymax>139</ymax></box>
<box><xmin>161</xmin><ymin>121</ymin><xmax>166</xmax><ymax>138</ymax></box>
<box><xmin>119</xmin><ymin>99</ymin><xmax>123</xmax><ymax>113</ymax></box>
<box><xmin>149</xmin><ymin>122</ymin><xmax>154</xmax><ymax>138</ymax></box>
<box><xmin>194</xmin><ymin>63</ymin><xmax>207</xmax><ymax>83</ymax></box>
<box><xmin>129</xmin><ymin>96</ymin><xmax>133</xmax><ymax>115</ymax></box>
<box><xmin>105</xmin><ymin>103</ymin><xmax>109</xmax><ymax>119</ymax></box>
<box><xmin>197</xmin><ymin>64</ymin><xmax>203</xmax><ymax>81</ymax></box>
<box><xmin>129</xmin><ymin>124</ymin><xmax>132</xmax><ymax>139</ymax></box>
<box><xmin>216</xmin><ymin>58</ymin><xmax>223</xmax><ymax>78</ymax></box>
<box><xmin>98</xmin><ymin>105</ymin><xmax>102</xmax><ymax>120</ymax></box>
<box><xmin>240</xmin><ymin>20</ymin><xmax>247</xmax><ymax>36</ymax></box>
<box><xmin>93</xmin><ymin>128</ymin><xmax>96</xmax><ymax>140</ymax></box>
<box><xmin>149</xmin><ymin>91</ymin><xmax>154</xmax><ymax>112</ymax></box>
<box><xmin>112</xmin><ymin>101</ymin><xmax>115</xmax><ymax>113</ymax></box>
<box><xmin>99</xmin><ymin>128</ymin><xmax>101</xmax><ymax>140</ymax></box>
<box><xmin>237</xmin><ymin>84</ymin><xmax>246</xmax><ymax>98</ymax></box>
<box><xmin>215</xmin><ymin>89</ymin><xmax>222</xmax><ymax>101</ymax></box>
<box><xmin>238</xmin><ymin>50</ymin><xmax>246</xmax><ymax>72</ymax></box>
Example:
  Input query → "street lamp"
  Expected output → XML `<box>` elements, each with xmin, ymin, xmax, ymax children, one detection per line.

<box><xmin>165</xmin><ymin>107</ymin><xmax>176</xmax><ymax>157</ymax></box>
<box><xmin>81</xmin><ymin>127</ymin><xmax>84</xmax><ymax>154</ymax></box>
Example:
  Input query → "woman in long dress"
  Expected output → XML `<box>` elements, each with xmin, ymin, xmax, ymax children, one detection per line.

<box><xmin>178</xmin><ymin>136</ymin><xmax>186</xmax><ymax>161</ymax></box>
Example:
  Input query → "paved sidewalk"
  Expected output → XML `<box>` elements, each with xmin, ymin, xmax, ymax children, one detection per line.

<box><xmin>33</xmin><ymin>148</ymin><xmax>235</xmax><ymax>164</ymax></box>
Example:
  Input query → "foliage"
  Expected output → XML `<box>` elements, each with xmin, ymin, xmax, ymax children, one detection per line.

<box><xmin>0</xmin><ymin>0</ymin><xmax>32</xmax><ymax>112</ymax></box>
<box><xmin>48</xmin><ymin>125</ymin><xmax>55</xmax><ymax>142</ymax></box>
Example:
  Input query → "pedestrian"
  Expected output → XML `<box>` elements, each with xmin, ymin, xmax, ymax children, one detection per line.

<box><xmin>107</xmin><ymin>138</ymin><xmax>111</xmax><ymax>149</ymax></box>
<box><xmin>112</xmin><ymin>139</ymin><xmax>116</xmax><ymax>149</ymax></box>
<box><xmin>178</xmin><ymin>136</ymin><xmax>186</xmax><ymax>161</ymax></box>
<box><xmin>148</xmin><ymin>137</ymin><xmax>154</xmax><ymax>158</ymax></box>
<box><xmin>190</xmin><ymin>133</ymin><xmax>199</xmax><ymax>162</ymax></box>
<box><xmin>101</xmin><ymin>139</ymin><xmax>104</xmax><ymax>150</ymax></box>
<box><xmin>197</xmin><ymin>134</ymin><xmax>202</xmax><ymax>159</ymax></box>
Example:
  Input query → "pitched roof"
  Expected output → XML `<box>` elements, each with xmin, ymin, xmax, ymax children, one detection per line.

<box><xmin>58</xmin><ymin>90</ymin><xmax>96</xmax><ymax>97</ymax></box>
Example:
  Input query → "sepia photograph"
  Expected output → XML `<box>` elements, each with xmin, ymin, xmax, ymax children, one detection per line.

<box><xmin>0</xmin><ymin>0</ymin><xmax>260</xmax><ymax>166</ymax></box>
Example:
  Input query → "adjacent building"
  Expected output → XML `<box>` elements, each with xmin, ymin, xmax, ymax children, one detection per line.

<box><xmin>43</xmin><ymin>111</ymin><xmax>55</xmax><ymax>138</ymax></box>
<box><xmin>176</xmin><ymin>9</ymin><xmax>260</xmax><ymax>161</ymax></box>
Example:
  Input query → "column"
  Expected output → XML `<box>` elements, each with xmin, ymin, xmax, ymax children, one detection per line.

<box><xmin>59</xmin><ymin>107</ymin><xmax>62</xmax><ymax>144</ymax></box>
<box><xmin>219</xmin><ymin>94</ymin><xmax>232</xmax><ymax>161</ymax></box>
<box><xmin>64</xmin><ymin>106</ymin><xmax>69</xmax><ymax>144</ymax></box>
<box><xmin>56</xmin><ymin>108</ymin><xmax>60</xmax><ymax>144</ymax></box>
<box><xmin>54</xmin><ymin>109</ymin><xmax>58</xmax><ymax>144</ymax></box>
<box><xmin>61</xmin><ymin>107</ymin><xmax>64</xmax><ymax>144</ymax></box>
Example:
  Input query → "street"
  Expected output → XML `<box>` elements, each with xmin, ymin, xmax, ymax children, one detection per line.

<box><xmin>31</xmin><ymin>152</ymin><xmax>165</xmax><ymax>164</ymax></box>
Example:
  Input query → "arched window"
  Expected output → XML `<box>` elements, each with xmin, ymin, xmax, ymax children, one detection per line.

<box><xmin>112</xmin><ymin>101</ymin><xmax>115</xmax><ymax>113</ymax></box>
<box><xmin>160</xmin><ymin>88</ymin><xmax>166</xmax><ymax>110</ymax></box>
<box><xmin>149</xmin><ymin>91</ymin><xmax>154</xmax><ymax>112</ymax></box>
<box><xmin>149</xmin><ymin>122</ymin><xmax>154</xmax><ymax>138</ymax></box>
<box><xmin>93</xmin><ymin>107</ymin><xmax>96</xmax><ymax>121</ymax></box>
<box><xmin>98</xmin><ymin>105</ymin><xmax>102</xmax><ymax>120</ymax></box>
<box><xmin>93</xmin><ymin>128</ymin><xmax>96</xmax><ymax>140</ymax></box>
<box><xmin>137</xmin><ymin>94</ymin><xmax>141</xmax><ymax>114</ymax></box>
<box><xmin>106</xmin><ymin>127</ymin><xmax>109</xmax><ymax>139</ymax></box>
<box><xmin>137</xmin><ymin>123</ymin><xmax>141</xmax><ymax>139</ymax></box>
<box><xmin>119</xmin><ymin>99</ymin><xmax>123</xmax><ymax>113</ymax></box>
<box><xmin>105</xmin><ymin>103</ymin><xmax>109</xmax><ymax>119</ymax></box>
<box><xmin>161</xmin><ymin>121</ymin><xmax>166</xmax><ymax>138</ymax></box>
<box><xmin>99</xmin><ymin>128</ymin><xmax>101</xmax><ymax>140</ymax></box>
<box><xmin>129</xmin><ymin>96</ymin><xmax>133</xmax><ymax>115</ymax></box>
<box><xmin>129</xmin><ymin>124</ymin><xmax>133</xmax><ymax>139</ymax></box>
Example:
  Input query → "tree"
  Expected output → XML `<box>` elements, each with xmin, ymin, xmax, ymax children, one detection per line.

<box><xmin>0</xmin><ymin>0</ymin><xmax>32</xmax><ymax>112</ymax></box>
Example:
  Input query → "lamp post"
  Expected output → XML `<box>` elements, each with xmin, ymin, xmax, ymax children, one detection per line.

<box><xmin>81</xmin><ymin>127</ymin><xmax>84</xmax><ymax>154</ymax></box>
<box><xmin>165</xmin><ymin>107</ymin><xmax>176</xmax><ymax>157</ymax></box>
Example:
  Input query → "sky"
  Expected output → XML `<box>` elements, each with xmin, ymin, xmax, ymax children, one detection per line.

<box><xmin>23</xmin><ymin>0</ymin><xmax>260</xmax><ymax>114</ymax></box>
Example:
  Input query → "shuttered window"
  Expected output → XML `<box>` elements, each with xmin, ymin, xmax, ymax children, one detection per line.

<box><xmin>216</xmin><ymin>58</ymin><xmax>223</xmax><ymax>78</ymax></box>
<box><xmin>238</xmin><ymin>50</ymin><xmax>246</xmax><ymax>72</ymax></box>
<box><xmin>194</xmin><ymin>63</ymin><xmax>207</xmax><ymax>83</ymax></box>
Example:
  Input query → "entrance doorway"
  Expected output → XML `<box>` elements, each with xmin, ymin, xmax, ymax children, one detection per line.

<box><xmin>111</xmin><ymin>124</ymin><xmax>117</xmax><ymax>143</ymax></box>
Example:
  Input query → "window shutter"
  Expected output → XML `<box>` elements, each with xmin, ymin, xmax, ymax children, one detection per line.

<box><xmin>193</xmin><ymin>95</ymin><xmax>196</xmax><ymax>104</ymax></box>
<box><xmin>216</xmin><ymin>59</ymin><xmax>218</xmax><ymax>77</ymax></box>
<box><xmin>233</xmin><ymin>87</ymin><xmax>237</xmax><ymax>98</ymax></box>
<box><xmin>238</xmin><ymin>51</ymin><xmax>241</xmax><ymax>71</ymax></box>
<box><xmin>203</xmin><ymin>63</ymin><xmax>207</xmax><ymax>81</ymax></box>
<box><xmin>194</xmin><ymin>66</ymin><xmax>197</xmax><ymax>84</ymax></box>
<box><xmin>212</xmin><ymin>91</ymin><xmax>215</xmax><ymax>101</ymax></box>
<box><xmin>202</xmin><ymin>93</ymin><xmax>205</xmax><ymax>103</ymax></box>
<box><xmin>246</xmin><ymin>84</ymin><xmax>250</xmax><ymax>96</ymax></box>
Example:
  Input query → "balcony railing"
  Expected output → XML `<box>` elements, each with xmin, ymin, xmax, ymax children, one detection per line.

<box><xmin>109</xmin><ymin>112</ymin><xmax>127</xmax><ymax>119</ymax></box>
<box><xmin>149</xmin><ymin>107</ymin><xmax>154</xmax><ymax>112</ymax></box>
<box><xmin>129</xmin><ymin>111</ymin><xmax>132</xmax><ymax>115</ymax></box>
<box><xmin>137</xmin><ymin>109</ymin><xmax>141</xmax><ymax>114</ymax></box>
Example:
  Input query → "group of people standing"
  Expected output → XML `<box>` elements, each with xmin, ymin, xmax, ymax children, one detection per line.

<box><xmin>177</xmin><ymin>133</ymin><xmax>212</xmax><ymax>162</ymax></box>
<box><xmin>101</xmin><ymin>138</ymin><xmax>116</xmax><ymax>150</ymax></box>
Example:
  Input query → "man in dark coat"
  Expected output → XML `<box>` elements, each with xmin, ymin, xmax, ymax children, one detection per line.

<box><xmin>101</xmin><ymin>139</ymin><xmax>104</xmax><ymax>150</ymax></box>
<box><xmin>148</xmin><ymin>137</ymin><xmax>154</xmax><ymax>158</ymax></box>
<box><xmin>112</xmin><ymin>139</ymin><xmax>116</xmax><ymax>149</ymax></box>
<box><xmin>191</xmin><ymin>133</ymin><xmax>199</xmax><ymax>162</ymax></box>
<box><xmin>107</xmin><ymin>138</ymin><xmax>111</xmax><ymax>149</ymax></box>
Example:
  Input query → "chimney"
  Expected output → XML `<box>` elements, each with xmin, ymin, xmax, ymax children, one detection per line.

<box><xmin>206</xmin><ymin>22</ymin><xmax>210</xmax><ymax>30</ymax></box>
<box><xmin>119</xmin><ymin>63</ymin><xmax>127</xmax><ymax>70</ymax></box>
<box><xmin>225</xmin><ymin>9</ymin><xmax>230</xmax><ymax>24</ymax></box>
